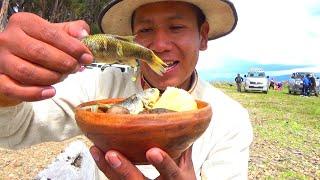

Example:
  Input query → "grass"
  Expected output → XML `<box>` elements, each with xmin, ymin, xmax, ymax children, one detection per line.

<box><xmin>213</xmin><ymin>83</ymin><xmax>320</xmax><ymax>179</ymax></box>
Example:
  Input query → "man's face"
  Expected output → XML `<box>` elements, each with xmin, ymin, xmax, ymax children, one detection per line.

<box><xmin>133</xmin><ymin>1</ymin><xmax>209</xmax><ymax>90</ymax></box>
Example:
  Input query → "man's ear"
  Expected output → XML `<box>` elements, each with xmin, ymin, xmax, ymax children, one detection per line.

<box><xmin>199</xmin><ymin>21</ymin><xmax>209</xmax><ymax>51</ymax></box>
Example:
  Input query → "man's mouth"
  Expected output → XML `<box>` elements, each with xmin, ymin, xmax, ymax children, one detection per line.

<box><xmin>164</xmin><ymin>61</ymin><xmax>179</xmax><ymax>72</ymax></box>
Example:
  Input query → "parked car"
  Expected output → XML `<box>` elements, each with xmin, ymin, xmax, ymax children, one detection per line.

<box><xmin>288</xmin><ymin>72</ymin><xmax>320</xmax><ymax>95</ymax></box>
<box><xmin>84</xmin><ymin>63</ymin><xmax>106</xmax><ymax>69</ymax></box>
<box><xmin>243</xmin><ymin>68</ymin><xmax>269</xmax><ymax>94</ymax></box>
<box><xmin>85</xmin><ymin>63</ymin><xmax>131</xmax><ymax>73</ymax></box>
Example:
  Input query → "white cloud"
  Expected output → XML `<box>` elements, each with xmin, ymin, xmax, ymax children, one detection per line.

<box><xmin>197</xmin><ymin>0</ymin><xmax>320</xmax><ymax>70</ymax></box>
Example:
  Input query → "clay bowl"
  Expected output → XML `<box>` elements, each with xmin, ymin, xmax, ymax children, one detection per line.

<box><xmin>75</xmin><ymin>98</ymin><xmax>212</xmax><ymax>164</ymax></box>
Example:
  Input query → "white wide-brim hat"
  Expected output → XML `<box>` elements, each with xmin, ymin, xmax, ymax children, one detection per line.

<box><xmin>98</xmin><ymin>0</ymin><xmax>237</xmax><ymax>40</ymax></box>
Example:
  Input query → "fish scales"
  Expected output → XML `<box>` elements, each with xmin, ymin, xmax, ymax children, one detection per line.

<box><xmin>81</xmin><ymin>34</ymin><xmax>167</xmax><ymax>75</ymax></box>
<box><xmin>120</xmin><ymin>40</ymin><xmax>153</xmax><ymax>60</ymax></box>
<box><xmin>81</xmin><ymin>88</ymin><xmax>160</xmax><ymax>114</ymax></box>
<box><xmin>83</xmin><ymin>35</ymin><xmax>120</xmax><ymax>63</ymax></box>
<box><xmin>117</xmin><ymin>88</ymin><xmax>160</xmax><ymax>114</ymax></box>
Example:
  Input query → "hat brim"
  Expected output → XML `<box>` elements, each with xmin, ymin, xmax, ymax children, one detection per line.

<box><xmin>98</xmin><ymin>0</ymin><xmax>237</xmax><ymax>40</ymax></box>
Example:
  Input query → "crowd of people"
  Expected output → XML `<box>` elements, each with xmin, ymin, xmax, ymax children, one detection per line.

<box><xmin>269</xmin><ymin>78</ymin><xmax>283</xmax><ymax>91</ymax></box>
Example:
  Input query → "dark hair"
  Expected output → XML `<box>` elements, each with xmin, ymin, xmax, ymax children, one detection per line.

<box><xmin>191</xmin><ymin>4</ymin><xmax>206</xmax><ymax>30</ymax></box>
<box><xmin>131</xmin><ymin>3</ymin><xmax>206</xmax><ymax>32</ymax></box>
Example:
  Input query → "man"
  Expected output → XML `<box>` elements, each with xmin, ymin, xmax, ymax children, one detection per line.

<box><xmin>0</xmin><ymin>0</ymin><xmax>253</xmax><ymax>179</ymax></box>
<box><xmin>269</xmin><ymin>78</ymin><xmax>275</xmax><ymax>90</ymax></box>
<box><xmin>235</xmin><ymin>73</ymin><xmax>244</xmax><ymax>92</ymax></box>
<box><xmin>302</xmin><ymin>74</ymin><xmax>311</xmax><ymax>96</ymax></box>
<box><xmin>309</xmin><ymin>74</ymin><xmax>318</xmax><ymax>97</ymax></box>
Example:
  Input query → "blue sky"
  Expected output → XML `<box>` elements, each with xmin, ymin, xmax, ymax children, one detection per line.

<box><xmin>196</xmin><ymin>0</ymin><xmax>320</xmax><ymax>74</ymax></box>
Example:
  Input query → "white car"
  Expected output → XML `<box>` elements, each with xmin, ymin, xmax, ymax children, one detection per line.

<box><xmin>243</xmin><ymin>69</ymin><xmax>269</xmax><ymax>94</ymax></box>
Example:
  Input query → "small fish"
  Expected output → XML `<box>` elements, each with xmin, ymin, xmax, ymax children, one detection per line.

<box><xmin>81</xmin><ymin>34</ymin><xmax>167</xmax><ymax>75</ymax></box>
<box><xmin>82</xmin><ymin>88</ymin><xmax>160</xmax><ymax>114</ymax></box>
<box><xmin>117</xmin><ymin>88</ymin><xmax>160</xmax><ymax>114</ymax></box>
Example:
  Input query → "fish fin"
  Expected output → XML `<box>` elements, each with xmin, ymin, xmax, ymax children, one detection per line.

<box><xmin>117</xmin><ymin>58</ymin><xmax>137</xmax><ymax>68</ymax></box>
<box><xmin>126</xmin><ymin>58</ymin><xmax>138</xmax><ymax>67</ymax></box>
<box><xmin>112</xmin><ymin>35</ymin><xmax>136</xmax><ymax>42</ymax></box>
<box><xmin>145</xmin><ymin>52</ymin><xmax>167</xmax><ymax>76</ymax></box>
<box><xmin>116</xmin><ymin>42</ymin><xmax>124</xmax><ymax>57</ymax></box>
<box><xmin>95</xmin><ymin>57</ymin><xmax>117</xmax><ymax>64</ymax></box>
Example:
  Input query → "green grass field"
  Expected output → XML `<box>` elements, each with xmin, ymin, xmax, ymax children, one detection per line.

<box><xmin>214</xmin><ymin>83</ymin><xmax>320</xmax><ymax>179</ymax></box>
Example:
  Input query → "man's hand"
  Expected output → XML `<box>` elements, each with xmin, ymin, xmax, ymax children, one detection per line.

<box><xmin>90</xmin><ymin>146</ymin><xmax>196</xmax><ymax>180</ymax></box>
<box><xmin>0</xmin><ymin>12</ymin><xmax>93</xmax><ymax>105</ymax></box>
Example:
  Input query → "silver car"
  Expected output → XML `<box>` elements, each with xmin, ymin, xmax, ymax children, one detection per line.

<box><xmin>288</xmin><ymin>72</ymin><xmax>320</xmax><ymax>95</ymax></box>
<box><xmin>243</xmin><ymin>68</ymin><xmax>270</xmax><ymax>94</ymax></box>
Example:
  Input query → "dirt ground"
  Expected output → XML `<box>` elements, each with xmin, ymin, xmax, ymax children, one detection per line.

<box><xmin>1</xmin><ymin>131</ymin><xmax>318</xmax><ymax>179</ymax></box>
<box><xmin>0</xmin><ymin>135</ymin><xmax>92</xmax><ymax>179</ymax></box>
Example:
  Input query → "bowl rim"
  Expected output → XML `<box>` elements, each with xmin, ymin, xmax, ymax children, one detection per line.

<box><xmin>75</xmin><ymin>98</ymin><xmax>212</xmax><ymax>127</ymax></box>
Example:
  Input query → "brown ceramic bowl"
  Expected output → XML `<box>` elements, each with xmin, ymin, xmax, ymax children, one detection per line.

<box><xmin>75</xmin><ymin>98</ymin><xmax>212</xmax><ymax>164</ymax></box>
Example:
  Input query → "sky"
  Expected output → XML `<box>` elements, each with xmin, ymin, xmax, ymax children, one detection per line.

<box><xmin>197</xmin><ymin>0</ymin><xmax>320</xmax><ymax>72</ymax></box>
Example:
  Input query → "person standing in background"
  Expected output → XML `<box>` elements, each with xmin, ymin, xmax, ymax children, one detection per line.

<box><xmin>309</xmin><ymin>74</ymin><xmax>318</xmax><ymax>97</ymax></box>
<box><xmin>302</xmin><ymin>75</ymin><xmax>311</xmax><ymax>96</ymax></box>
<box><xmin>235</xmin><ymin>73</ymin><xmax>244</xmax><ymax>92</ymax></box>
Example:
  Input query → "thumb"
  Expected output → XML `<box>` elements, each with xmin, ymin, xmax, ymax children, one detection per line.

<box><xmin>179</xmin><ymin>145</ymin><xmax>194</xmax><ymax>170</ymax></box>
<box><xmin>54</xmin><ymin>20</ymin><xmax>90</xmax><ymax>39</ymax></box>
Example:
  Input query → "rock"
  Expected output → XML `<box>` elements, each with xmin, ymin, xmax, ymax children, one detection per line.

<box><xmin>35</xmin><ymin>140</ymin><xmax>99</xmax><ymax>180</ymax></box>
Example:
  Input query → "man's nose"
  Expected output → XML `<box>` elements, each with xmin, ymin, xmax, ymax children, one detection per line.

<box><xmin>149</xmin><ymin>30</ymin><xmax>172</xmax><ymax>53</ymax></box>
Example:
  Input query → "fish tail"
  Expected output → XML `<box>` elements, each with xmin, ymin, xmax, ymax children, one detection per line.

<box><xmin>147</xmin><ymin>52</ymin><xmax>167</xmax><ymax>75</ymax></box>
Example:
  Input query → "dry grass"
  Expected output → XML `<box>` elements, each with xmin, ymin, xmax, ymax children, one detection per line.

<box><xmin>214</xmin><ymin>83</ymin><xmax>320</xmax><ymax>179</ymax></box>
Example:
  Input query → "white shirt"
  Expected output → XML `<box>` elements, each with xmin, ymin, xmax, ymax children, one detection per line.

<box><xmin>0</xmin><ymin>67</ymin><xmax>253</xmax><ymax>179</ymax></box>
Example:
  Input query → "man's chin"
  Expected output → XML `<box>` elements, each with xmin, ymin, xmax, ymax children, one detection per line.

<box><xmin>143</xmin><ymin>74</ymin><xmax>181</xmax><ymax>89</ymax></box>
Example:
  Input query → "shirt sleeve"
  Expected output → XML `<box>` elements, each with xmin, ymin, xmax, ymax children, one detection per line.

<box><xmin>0</xmin><ymin>68</ymin><xmax>131</xmax><ymax>149</ymax></box>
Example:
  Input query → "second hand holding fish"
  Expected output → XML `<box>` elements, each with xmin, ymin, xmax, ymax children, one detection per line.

<box><xmin>81</xmin><ymin>34</ymin><xmax>167</xmax><ymax>75</ymax></box>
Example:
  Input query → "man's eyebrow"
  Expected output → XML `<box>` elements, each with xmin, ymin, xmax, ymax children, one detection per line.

<box><xmin>135</xmin><ymin>19</ymin><xmax>152</xmax><ymax>24</ymax></box>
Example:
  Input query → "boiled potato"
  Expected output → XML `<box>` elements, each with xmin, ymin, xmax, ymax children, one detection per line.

<box><xmin>153</xmin><ymin>87</ymin><xmax>197</xmax><ymax>112</ymax></box>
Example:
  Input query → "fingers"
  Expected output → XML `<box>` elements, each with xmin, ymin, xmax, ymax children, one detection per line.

<box><xmin>89</xmin><ymin>146</ymin><xmax>116</xmax><ymax>179</ymax></box>
<box><xmin>1</xmin><ymin>12</ymin><xmax>93</xmax><ymax>75</ymax></box>
<box><xmin>55</xmin><ymin>20</ymin><xmax>90</xmax><ymax>39</ymax></box>
<box><xmin>2</xmin><ymin>30</ymin><xmax>81</xmax><ymax>74</ymax></box>
<box><xmin>90</xmin><ymin>146</ymin><xmax>145</xmax><ymax>180</ymax></box>
<box><xmin>0</xmin><ymin>53</ymin><xmax>67</xmax><ymax>86</ymax></box>
<box><xmin>146</xmin><ymin>148</ymin><xmax>181</xmax><ymax>180</ymax></box>
<box><xmin>177</xmin><ymin>146</ymin><xmax>194</xmax><ymax>171</ymax></box>
<box><xmin>0</xmin><ymin>12</ymin><xmax>94</xmax><ymax>102</ymax></box>
<box><xmin>105</xmin><ymin>151</ymin><xmax>143</xmax><ymax>179</ymax></box>
<box><xmin>0</xmin><ymin>74</ymin><xmax>56</xmax><ymax>101</ymax></box>
<box><xmin>7</xmin><ymin>13</ymin><xmax>93</xmax><ymax>65</ymax></box>
<box><xmin>53</xmin><ymin>20</ymin><xmax>93</xmax><ymax>65</ymax></box>
<box><xmin>146</xmin><ymin>147</ymin><xmax>195</xmax><ymax>180</ymax></box>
